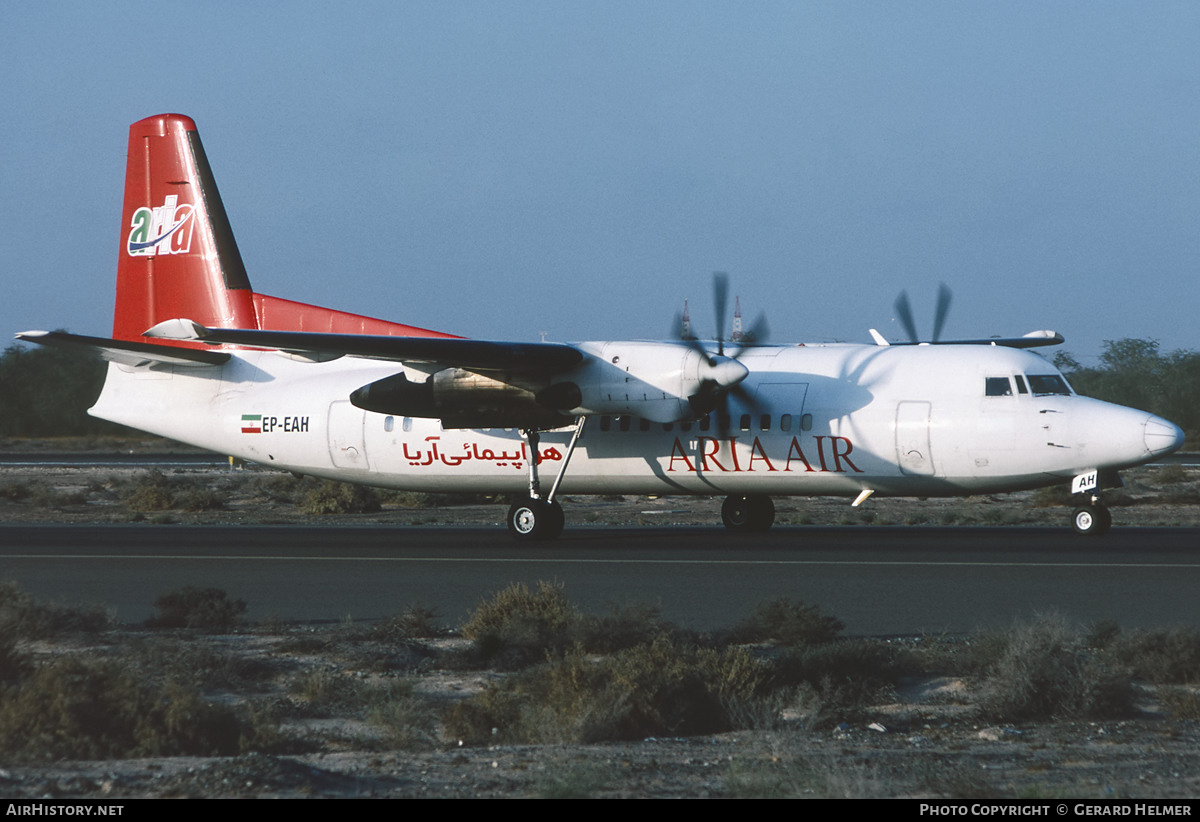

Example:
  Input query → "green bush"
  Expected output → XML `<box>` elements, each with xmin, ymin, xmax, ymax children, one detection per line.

<box><xmin>147</xmin><ymin>586</ymin><xmax>247</xmax><ymax>632</ymax></box>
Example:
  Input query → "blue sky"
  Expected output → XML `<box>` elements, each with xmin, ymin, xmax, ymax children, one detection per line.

<box><xmin>4</xmin><ymin>1</ymin><xmax>1198</xmax><ymax>363</ymax></box>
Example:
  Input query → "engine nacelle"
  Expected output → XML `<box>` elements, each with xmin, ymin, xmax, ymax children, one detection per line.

<box><xmin>350</xmin><ymin>368</ymin><xmax>571</xmax><ymax>429</ymax></box>
<box><xmin>558</xmin><ymin>341</ymin><xmax>747</xmax><ymax>423</ymax></box>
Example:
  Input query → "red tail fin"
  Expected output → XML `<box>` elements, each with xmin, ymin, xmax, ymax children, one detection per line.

<box><xmin>114</xmin><ymin>114</ymin><xmax>455</xmax><ymax>344</ymax></box>
<box><xmin>114</xmin><ymin>114</ymin><xmax>258</xmax><ymax>343</ymax></box>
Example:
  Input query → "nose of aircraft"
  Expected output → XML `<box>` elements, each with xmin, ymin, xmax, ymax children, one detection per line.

<box><xmin>1145</xmin><ymin>414</ymin><xmax>1185</xmax><ymax>457</ymax></box>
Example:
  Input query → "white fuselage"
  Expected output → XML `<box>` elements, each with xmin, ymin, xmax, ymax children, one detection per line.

<box><xmin>89</xmin><ymin>342</ymin><xmax>1181</xmax><ymax>498</ymax></box>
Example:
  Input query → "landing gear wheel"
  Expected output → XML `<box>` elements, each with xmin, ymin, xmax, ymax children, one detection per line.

<box><xmin>507</xmin><ymin>498</ymin><xmax>565</xmax><ymax>541</ymax></box>
<box><xmin>1072</xmin><ymin>504</ymin><xmax>1111</xmax><ymax>536</ymax></box>
<box><xmin>721</xmin><ymin>495</ymin><xmax>775</xmax><ymax>532</ymax></box>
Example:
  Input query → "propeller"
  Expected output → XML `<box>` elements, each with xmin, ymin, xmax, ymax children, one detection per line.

<box><xmin>893</xmin><ymin>282</ymin><xmax>953</xmax><ymax>343</ymax></box>
<box><xmin>677</xmin><ymin>272</ymin><xmax>771</xmax><ymax>436</ymax></box>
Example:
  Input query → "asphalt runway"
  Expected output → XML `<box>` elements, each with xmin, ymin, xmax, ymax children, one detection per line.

<box><xmin>2</xmin><ymin>524</ymin><xmax>1198</xmax><ymax>635</ymax></box>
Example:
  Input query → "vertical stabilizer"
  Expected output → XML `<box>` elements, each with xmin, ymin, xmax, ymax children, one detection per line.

<box><xmin>114</xmin><ymin>114</ymin><xmax>258</xmax><ymax>344</ymax></box>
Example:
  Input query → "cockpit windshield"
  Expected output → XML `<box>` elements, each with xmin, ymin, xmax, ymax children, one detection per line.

<box><xmin>1026</xmin><ymin>374</ymin><xmax>1071</xmax><ymax>396</ymax></box>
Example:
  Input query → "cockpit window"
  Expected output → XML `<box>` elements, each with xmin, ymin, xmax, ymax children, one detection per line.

<box><xmin>985</xmin><ymin>377</ymin><xmax>1013</xmax><ymax>397</ymax></box>
<box><xmin>1027</xmin><ymin>374</ymin><xmax>1071</xmax><ymax>396</ymax></box>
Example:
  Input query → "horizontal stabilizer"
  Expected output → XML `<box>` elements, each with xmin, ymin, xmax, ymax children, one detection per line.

<box><xmin>144</xmin><ymin>323</ymin><xmax>584</xmax><ymax>375</ymax></box>
<box><xmin>16</xmin><ymin>330</ymin><xmax>230</xmax><ymax>368</ymax></box>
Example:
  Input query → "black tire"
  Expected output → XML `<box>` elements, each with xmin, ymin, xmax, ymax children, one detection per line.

<box><xmin>1072</xmin><ymin>504</ymin><xmax>1111</xmax><ymax>536</ymax></box>
<box><xmin>507</xmin><ymin>498</ymin><xmax>564</xmax><ymax>541</ymax></box>
<box><xmin>722</xmin><ymin>495</ymin><xmax>775</xmax><ymax>532</ymax></box>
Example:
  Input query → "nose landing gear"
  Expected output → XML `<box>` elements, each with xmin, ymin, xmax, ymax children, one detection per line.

<box><xmin>1071</xmin><ymin>501</ymin><xmax>1112</xmax><ymax>536</ymax></box>
<box><xmin>1069</xmin><ymin>469</ymin><xmax>1116</xmax><ymax>536</ymax></box>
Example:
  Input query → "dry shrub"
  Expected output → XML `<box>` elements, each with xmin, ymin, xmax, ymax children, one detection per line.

<box><xmin>1103</xmin><ymin>626</ymin><xmax>1200</xmax><ymax>684</ymax></box>
<box><xmin>1159</xmin><ymin>686</ymin><xmax>1200</xmax><ymax>720</ymax></box>
<box><xmin>1031</xmin><ymin>484</ymin><xmax>1071</xmax><ymax>508</ymax></box>
<box><xmin>1153</xmin><ymin>463</ymin><xmax>1188</xmax><ymax>485</ymax></box>
<box><xmin>147</xmin><ymin>586</ymin><xmax>247</xmax><ymax>632</ymax></box>
<box><xmin>290</xmin><ymin>669</ymin><xmax>366</xmax><ymax>716</ymax></box>
<box><xmin>446</xmin><ymin>638</ymin><xmax>772</xmax><ymax>745</ymax></box>
<box><xmin>372</xmin><ymin>603</ymin><xmax>443</xmax><ymax>641</ymax></box>
<box><xmin>125</xmin><ymin>470</ymin><xmax>176</xmax><ymax>511</ymax></box>
<box><xmin>300</xmin><ymin>481</ymin><xmax>381</xmax><ymax>515</ymax></box>
<box><xmin>0</xmin><ymin>580</ymin><xmax>113</xmax><ymax>639</ymax></box>
<box><xmin>460</xmin><ymin>581</ymin><xmax>583</xmax><ymax>667</ymax></box>
<box><xmin>0</xmin><ymin>634</ymin><xmax>30</xmax><ymax>686</ymax></box>
<box><xmin>366</xmin><ymin>680</ymin><xmax>438</xmax><ymax>750</ymax></box>
<box><xmin>774</xmin><ymin>639</ymin><xmax>905</xmax><ymax>727</ymax></box>
<box><xmin>974</xmin><ymin>613</ymin><xmax>1133</xmax><ymax>721</ymax></box>
<box><xmin>725</xmin><ymin>755</ymin><xmax>891</xmax><ymax>799</ymax></box>
<box><xmin>730</xmin><ymin>597</ymin><xmax>844</xmax><ymax>647</ymax></box>
<box><xmin>0</xmin><ymin>657</ymin><xmax>259</xmax><ymax>762</ymax></box>
<box><xmin>580</xmin><ymin>603</ymin><xmax>678</xmax><ymax>654</ymax></box>
<box><xmin>132</xmin><ymin>639</ymin><xmax>277</xmax><ymax>690</ymax></box>
<box><xmin>175</xmin><ymin>486</ymin><xmax>225</xmax><ymax>512</ymax></box>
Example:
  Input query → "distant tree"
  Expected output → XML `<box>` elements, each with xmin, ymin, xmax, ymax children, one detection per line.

<box><xmin>0</xmin><ymin>338</ymin><xmax>128</xmax><ymax>437</ymax></box>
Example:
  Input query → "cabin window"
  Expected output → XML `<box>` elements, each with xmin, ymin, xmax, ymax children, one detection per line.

<box><xmin>383</xmin><ymin>416</ymin><xmax>394</xmax><ymax>432</ymax></box>
<box><xmin>402</xmin><ymin>417</ymin><xmax>413</xmax><ymax>432</ymax></box>
<box><xmin>599</xmin><ymin>416</ymin><xmax>611</xmax><ymax>432</ymax></box>
<box><xmin>680</xmin><ymin>421</ymin><xmax>693</xmax><ymax>432</ymax></box>
<box><xmin>638</xmin><ymin>418</ymin><xmax>651</xmax><ymax>432</ymax></box>
<box><xmin>618</xmin><ymin>416</ymin><xmax>632</xmax><ymax>432</ymax></box>
<box><xmin>699</xmin><ymin>415</ymin><xmax>711</xmax><ymax>432</ymax></box>
<box><xmin>739</xmin><ymin>414</ymin><xmax>751</xmax><ymax>431</ymax></box>
<box><xmin>780</xmin><ymin>414</ymin><xmax>792</xmax><ymax>432</ymax></box>
<box><xmin>760</xmin><ymin>414</ymin><xmax>771</xmax><ymax>431</ymax></box>
<box><xmin>985</xmin><ymin>377</ymin><xmax>1013</xmax><ymax>397</ymax></box>
<box><xmin>718</xmin><ymin>414</ymin><xmax>731</xmax><ymax>431</ymax></box>
<box><xmin>663</xmin><ymin>422</ymin><xmax>674</xmax><ymax>432</ymax></box>
<box><xmin>800</xmin><ymin>413</ymin><xmax>813</xmax><ymax>431</ymax></box>
<box><xmin>1027</xmin><ymin>375</ymin><xmax>1071</xmax><ymax>396</ymax></box>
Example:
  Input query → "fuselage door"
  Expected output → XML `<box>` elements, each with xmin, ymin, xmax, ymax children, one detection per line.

<box><xmin>896</xmin><ymin>401</ymin><xmax>935</xmax><ymax>476</ymax></box>
<box><xmin>328</xmin><ymin>400</ymin><xmax>367</xmax><ymax>469</ymax></box>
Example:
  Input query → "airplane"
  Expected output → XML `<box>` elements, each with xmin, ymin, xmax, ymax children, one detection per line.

<box><xmin>17</xmin><ymin>113</ymin><xmax>1186</xmax><ymax>540</ymax></box>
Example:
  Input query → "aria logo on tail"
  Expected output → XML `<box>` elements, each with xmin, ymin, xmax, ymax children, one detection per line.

<box><xmin>127</xmin><ymin>195</ymin><xmax>195</xmax><ymax>257</ymax></box>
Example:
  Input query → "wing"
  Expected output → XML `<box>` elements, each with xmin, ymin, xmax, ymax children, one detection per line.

<box><xmin>867</xmin><ymin>329</ymin><xmax>1065</xmax><ymax>349</ymax></box>
<box><xmin>143</xmin><ymin>320</ymin><xmax>583</xmax><ymax>375</ymax></box>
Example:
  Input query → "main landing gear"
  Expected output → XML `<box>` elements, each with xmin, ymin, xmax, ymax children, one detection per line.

<box><xmin>507</xmin><ymin>497</ymin><xmax>566</xmax><ymax>540</ymax></box>
<box><xmin>721</xmin><ymin>494</ymin><xmax>775</xmax><ymax>532</ymax></box>
<box><xmin>506</xmin><ymin>418</ymin><xmax>586</xmax><ymax>541</ymax></box>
